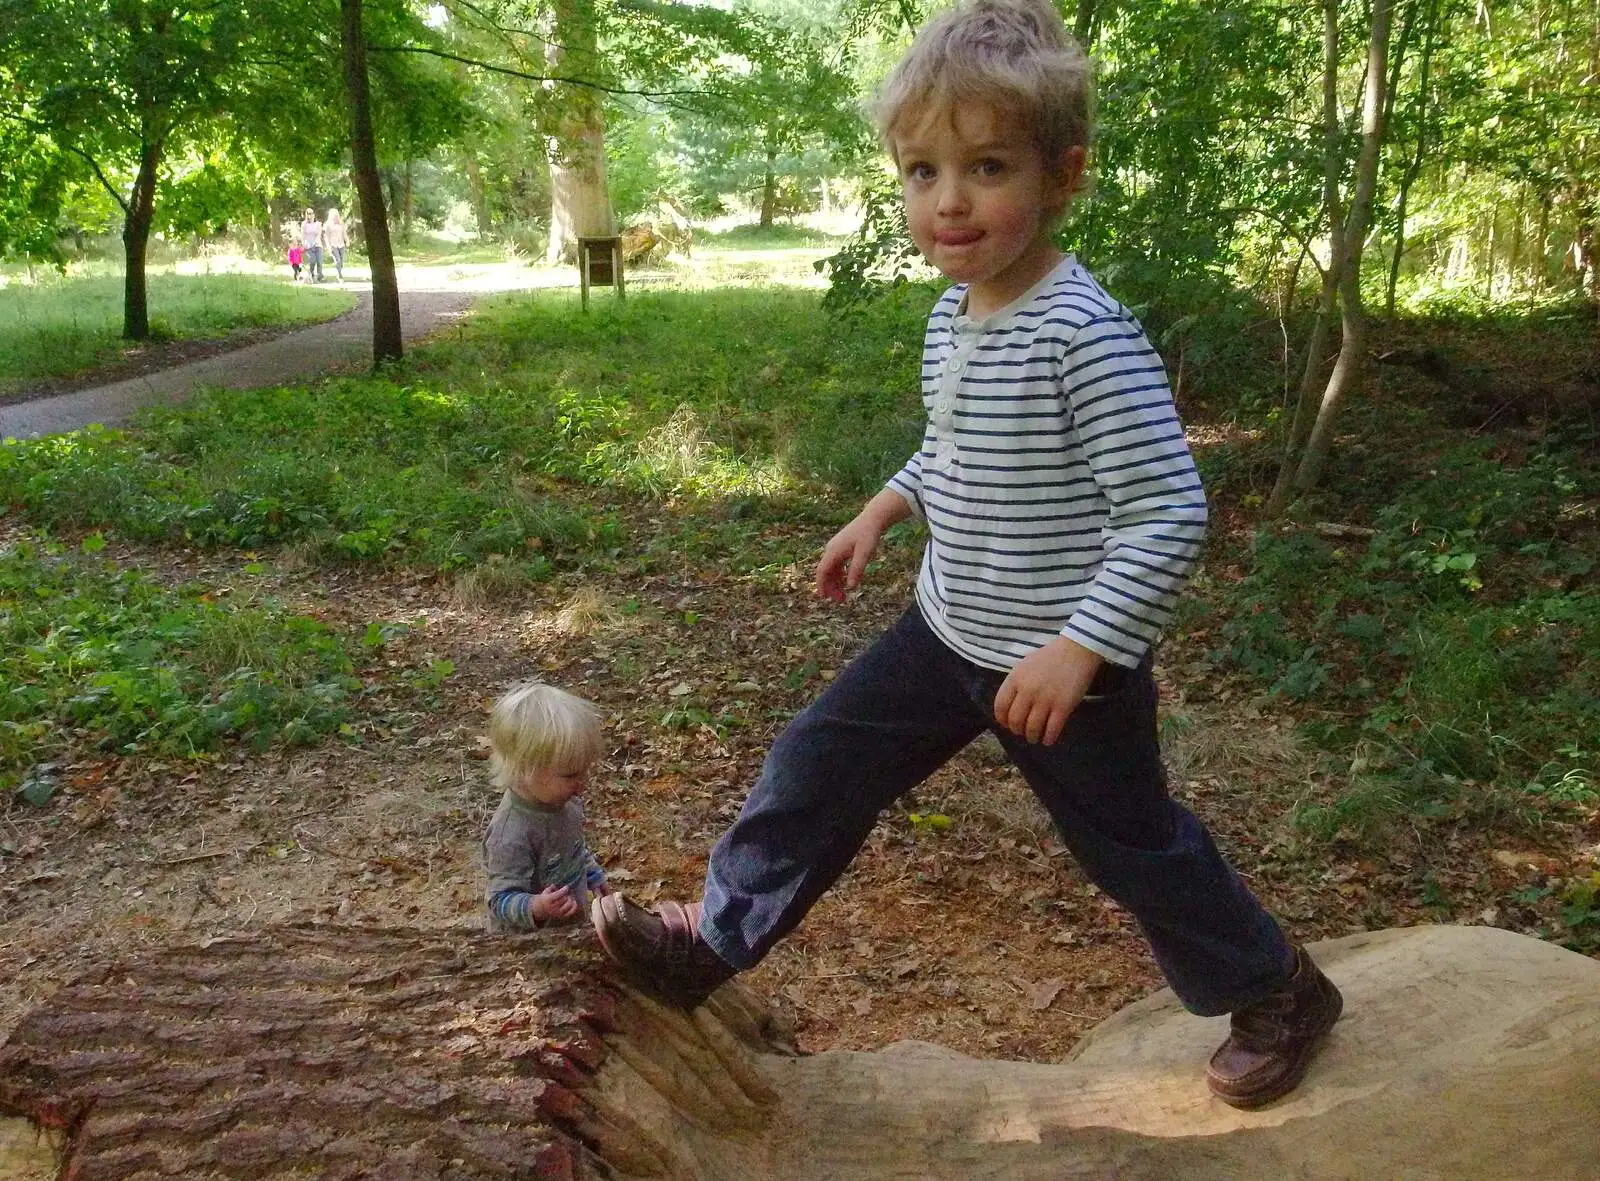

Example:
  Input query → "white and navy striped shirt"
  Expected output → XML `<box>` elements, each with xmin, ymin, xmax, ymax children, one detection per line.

<box><xmin>886</xmin><ymin>255</ymin><xmax>1207</xmax><ymax>670</ymax></box>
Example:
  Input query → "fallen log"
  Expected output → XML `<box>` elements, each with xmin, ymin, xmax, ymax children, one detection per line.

<box><xmin>2</xmin><ymin>924</ymin><xmax>1596</xmax><ymax>1179</ymax></box>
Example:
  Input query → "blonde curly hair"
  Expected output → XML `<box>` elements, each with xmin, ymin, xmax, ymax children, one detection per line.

<box><xmin>487</xmin><ymin>682</ymin><xmax>603</xmax><ymax>789</ymax></box>
<box><xmin>872</xmin><ymin>0</ymin><xmax>1094</xmax><ymax>198</ymax></box>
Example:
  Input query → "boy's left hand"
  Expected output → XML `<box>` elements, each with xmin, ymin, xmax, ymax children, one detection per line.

<box><xmin>993</xmin><ymin>636</ymin><xmax>1103</xmax><ymax>746</ymax></box>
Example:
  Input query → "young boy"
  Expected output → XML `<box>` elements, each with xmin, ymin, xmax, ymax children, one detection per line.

<box><xmin>483</xmin><ymin>682</ymin><xmax>610</xmax><ymax>931</ymax></box>
<box><xmin>594</xmin><ymin>0</ymin><xmax>1341</xmax><ymax>1109</ymax></box>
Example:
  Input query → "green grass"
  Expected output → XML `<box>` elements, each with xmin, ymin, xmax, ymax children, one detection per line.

<box><xmin>0</xmin><ymin>536</ymin><xmax>360</xmax><ymax>793</ymax></box>
<box><xmin>0</xmin><ymin>285</ymin><xmax>928</xmax><ymax>573</ymax></box>
<box><xmin>390</xmin><ymin>233</ymin><xmax>511</xmax><ymax>266</ymax></box>
<box><xmin>697</xmin><ymin>223</ymin><xmax>851</xmax><ymax>249</ymax></box>
<box><xmin>0</xmin><ymin>272</ymin><xmax>356</xmax><ymax>392</ymax></box>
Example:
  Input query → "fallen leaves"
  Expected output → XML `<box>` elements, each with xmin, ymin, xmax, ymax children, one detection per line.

<box><xmin>1025</xmin><ymin>977</ymin><xmax>1064</xmax><ymax>1011</ymax></box>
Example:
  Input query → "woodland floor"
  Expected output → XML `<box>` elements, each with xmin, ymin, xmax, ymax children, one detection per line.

<box><xmin>2</xmin><ymin>269</ymin><xmax>1596</xmax><ymax>1064</ymax></box>
<box><xmin>2</xmin><ymin>482</ymin><xmax>1593</xmax><ymax>1064</ymax></box>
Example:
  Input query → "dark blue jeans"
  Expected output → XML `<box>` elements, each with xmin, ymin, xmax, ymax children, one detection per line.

<box><xmin>701</xmin><ymin>604</ymin><xmax>1293</xmax><ymax>1015</ymax></box>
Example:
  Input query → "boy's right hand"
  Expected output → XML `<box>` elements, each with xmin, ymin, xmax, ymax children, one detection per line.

<box><xmin>530</xmin><ymin>884</ymin><xmax>579</xmax><ymax>923</ymax></box>
<box><xmin>816</xmin><ymin>516</ymin><xmax>886</xmax><ymax>603</ymax></box>
<box><xmin>816</xmin><ymin>490</ymin><xmax>914</xmax><ymax>603</ymax></box>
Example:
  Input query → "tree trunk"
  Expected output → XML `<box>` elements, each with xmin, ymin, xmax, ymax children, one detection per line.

<box><xmin>1536</xmin><ymin>193</ymin><xmax>1552</xmax><ymax>287</ymax></box>
<box><xmin>464</xmin><ymin>150</ymin><xmax>491</xmax><ymax>239</ymax></box>
<box><xmin>2</xmin><ymin>925</ymin><xmax>1596</xmax><ymax>1180</ymax></box>
<box><xmin>341</xmin><ymin>0</ymin><xmax>402</xmax><ymax>366</ymax></box>
<box><xmin>1264</xmin><ymin>0</ymin><xmax>1344</xmax><ymax>519</ymax></box>
<box><xmin>1073</xmin><ymin>0</ymin><xmax>1104</xmax><ymax>45</ymax></box>
<box><xmin>1385</xmin><ymin>0</ymin><xmax>1440</xmax><ymax>316</ymax></box>
<box><xmin>544</xmin><ymin>0</ymin><xmax>613</xmax><ymax>265</ymax></box>
<box><xmin>1484</xmin><ymin>207</ymin><xmax>1498</xmax><ymax>300</ymax></box>
<box><xmin>121</xmin><ymin>137</ymin><xmax>163</xmax><ymax>341</ymax></box>
<box><xmin>759</xmin><ymin>144</ymin><xmax>778</xmax><ymax>229</ymax></box>
<box><xmin>402</xmin><ymin>158</ymin><xmax>415</xmax><ymax>241</ymax></box>
<box><xmin>1576</xmin><ymin>189</ymin><xmax>1599</xmax><ymax>303</ymax></box>
<box><xmin>1291</xmin><ymin>0</ymin><xmax>1397</xmax><ymax>497</ymax></box>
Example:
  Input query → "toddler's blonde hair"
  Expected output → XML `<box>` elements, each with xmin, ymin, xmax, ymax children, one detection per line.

<box><xmin>488</xmin><ymin>682</ymin><xmax>603</xmax><ymax>789</ymax></box>
<box><xmin>872</xmin><ymin>0</ymin><xmax>1094</xmax><ymax>189</ymax></box>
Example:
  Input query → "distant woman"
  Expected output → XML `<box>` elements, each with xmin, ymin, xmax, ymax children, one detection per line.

<box><xmin>300</xmin><ymin>208</ymin><xmax>324</xmax><ymax>282</ymax></box>
<box><xmin>323</xmin><ymin>208</ymin><xmax>348</xmax><ymax>282</ymax></box>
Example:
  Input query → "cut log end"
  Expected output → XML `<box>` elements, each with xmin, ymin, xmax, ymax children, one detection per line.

<box><xmin>0</xmin><ymin>923</ymin><xmax>783</xmax><ymax>1180</ymax></box>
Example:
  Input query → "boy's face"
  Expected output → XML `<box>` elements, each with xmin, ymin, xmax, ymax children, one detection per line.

<box><xmin>893</xmin><ymin>102</ymin><xmax>1084</xmax><ymax>317</ymax></box>
<box><xmin>513</xmin><ymin>761</ymin><xmax>589</xmax><ymax>807</ymax></box>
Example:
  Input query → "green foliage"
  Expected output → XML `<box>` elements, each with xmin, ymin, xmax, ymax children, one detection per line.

<box><xmin>1209</xmin><ymin>434</ymin><xmax>1600</xmax><ymax>834</ymax></box>
<box><xmin>0</xmin><ymin>385</ymin><xmax>613</xmax><ymax>571</ymax></box>
<box><xmin>0</xmin><ymin>540</ymin><xmax>357</xmax><ymax>790</ymax></box>
<box><xmin>0</xmin><ymin>272</ymin><xmax>354</xmax><ymax>392</ymax></box>
<box><xmin>0</xmin><ymin>96</ymin><xmax>79</xmax><ymax>263</ymax></box>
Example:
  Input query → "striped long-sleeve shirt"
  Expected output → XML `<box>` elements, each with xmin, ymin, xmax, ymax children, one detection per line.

<box><xmin>885</xmin><ymin>255</ymin><xmax>1207</xmax><ymax>670</ymax></box>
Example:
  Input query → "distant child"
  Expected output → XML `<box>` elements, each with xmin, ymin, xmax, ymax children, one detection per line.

<box><xmin>483</xmin><ymin>682</ymin><xmax>610</xmax><ymax>932</ymax></box>
<box><xmin>287</xmin><ymin>241</ymin><xmax>303</xmax><ymax>282</ymax></box>
<box><xmin>323</xmin><ymin>208</ymin><xmax>348</xmax><ymax>281</ymax></box>
<box><xmin>594</xmin><ymin>0</ymin><xmax>1342</xmax><ymax>1111</ymax></box>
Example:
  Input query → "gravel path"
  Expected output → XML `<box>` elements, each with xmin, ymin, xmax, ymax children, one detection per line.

<box><xmin>0</xmin><ymin>264</ymin><xmax>557</xmax><ymax>441</ymax></box>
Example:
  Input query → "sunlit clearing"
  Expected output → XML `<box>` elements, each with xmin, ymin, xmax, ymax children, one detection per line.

<box><xmin>631</xmin><ymin>404</ymin><xmax>793</xmax><ymax>498</ymax></box>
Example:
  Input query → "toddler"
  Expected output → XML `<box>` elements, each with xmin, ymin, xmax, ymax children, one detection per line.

<box><xmin>483</xmin><ymin>682</ymin><xmax>609</xmax><ymax>931</ymax></box>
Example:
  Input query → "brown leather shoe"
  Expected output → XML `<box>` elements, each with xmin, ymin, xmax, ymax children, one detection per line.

<box><xmin>590</xmin><ymin>893</ymin><xmax>737</xmax><ymax>1008</ymax></box>
<box><xmin>1206</xmin><ymin>946</ymin><xmax>1343</xmax><ymax>1109</ymax></box>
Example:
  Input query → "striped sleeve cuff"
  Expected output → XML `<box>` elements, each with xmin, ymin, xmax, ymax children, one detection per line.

<box><xmin>886</xmin><ymin>464</ymin><xmax>925</xmax><ymax>521</ymax></box>
<box><xmin>488</xmin><ymin>889</ymin><xmax>538</xmax><ymax>931</ymax></box>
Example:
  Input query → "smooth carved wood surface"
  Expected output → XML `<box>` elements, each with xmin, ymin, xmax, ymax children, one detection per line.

<box><xmin>2</xmin><ymin>925</ymin><xmax>1596</xmax><ymax>1180</ymax></box>
<box><xmin>750</xmin><ymin>926</ymin><xmax>1600</xmax><ymax>1179</ymax></box>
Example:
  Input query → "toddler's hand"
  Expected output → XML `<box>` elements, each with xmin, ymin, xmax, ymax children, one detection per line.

<box><xmin>993</xmin><ymin>637</ymin><xmax>1102</xmax><ymax>746</ymax></box>
<box><xmin>530</xmin><ymin>884</ymin><xmax>580</xmax><ymax>924</ymax></box>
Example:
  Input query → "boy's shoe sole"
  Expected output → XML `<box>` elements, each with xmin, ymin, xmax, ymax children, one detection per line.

<box><xmin>590</xmin><ymin>892</ymin><xmax>737</xmax><ymax>1009</ymax></box>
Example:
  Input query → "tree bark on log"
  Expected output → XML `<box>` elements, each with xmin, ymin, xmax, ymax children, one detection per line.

<box><xmin>3</xmin><ymin>926</ymin><xmax>1597</xmax><ymax>1180</ymax></box>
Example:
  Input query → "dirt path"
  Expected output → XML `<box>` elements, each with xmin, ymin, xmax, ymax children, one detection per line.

<box><xmin>0</xmin><ymin>263</ymin><xmax>559</xmax><ymax>441</ymax></box>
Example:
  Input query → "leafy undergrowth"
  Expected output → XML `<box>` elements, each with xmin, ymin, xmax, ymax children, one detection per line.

<box><xmin>0</xmin><ymin>537</ymin><xmax>354</xmax><ymax>793</ymax></box>
<box><xmin>1</xmin><ymin>282</ymin><xmax>1596</xmax><ymax>1059</ymax></box>
<box><xmin>0</xmin><ymin>529</ymin><xmax>464</xmax><ymax>804</ymax></box>
<box><xmin>1176</xmin><ymin>301</ymin><xmax>1600</xmax><ymax>953</ymax></box>
<box><xmin>0</xmin><ymin>272</ymin><xmax>355</xmax><ymax>393</ymax></box>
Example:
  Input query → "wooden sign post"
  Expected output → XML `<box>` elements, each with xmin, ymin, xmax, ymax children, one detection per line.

<box><xmin>577</xmin><ymin>235</ymin><xmax>625</xmax><ymax>312</ymax></box>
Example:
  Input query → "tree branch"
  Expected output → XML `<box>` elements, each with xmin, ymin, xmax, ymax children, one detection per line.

<box><xmin>65</xmin><ymin>142</ymin><xmax>132</xmax><ymax>216</ymax></box>
<box><xmin>365</xmin><ymin>43</ymin><xmax>710</xmax><ymax>98</ymax></box>
<box><xmin>0</xmin><ymin>108</ymin><xmax>131</xmax><ymax>215</ymax></box>
<box><xmin>1222</xmin><ymin>205</ymin><xmax>1328</xmax><ymax>279</ymax></box>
